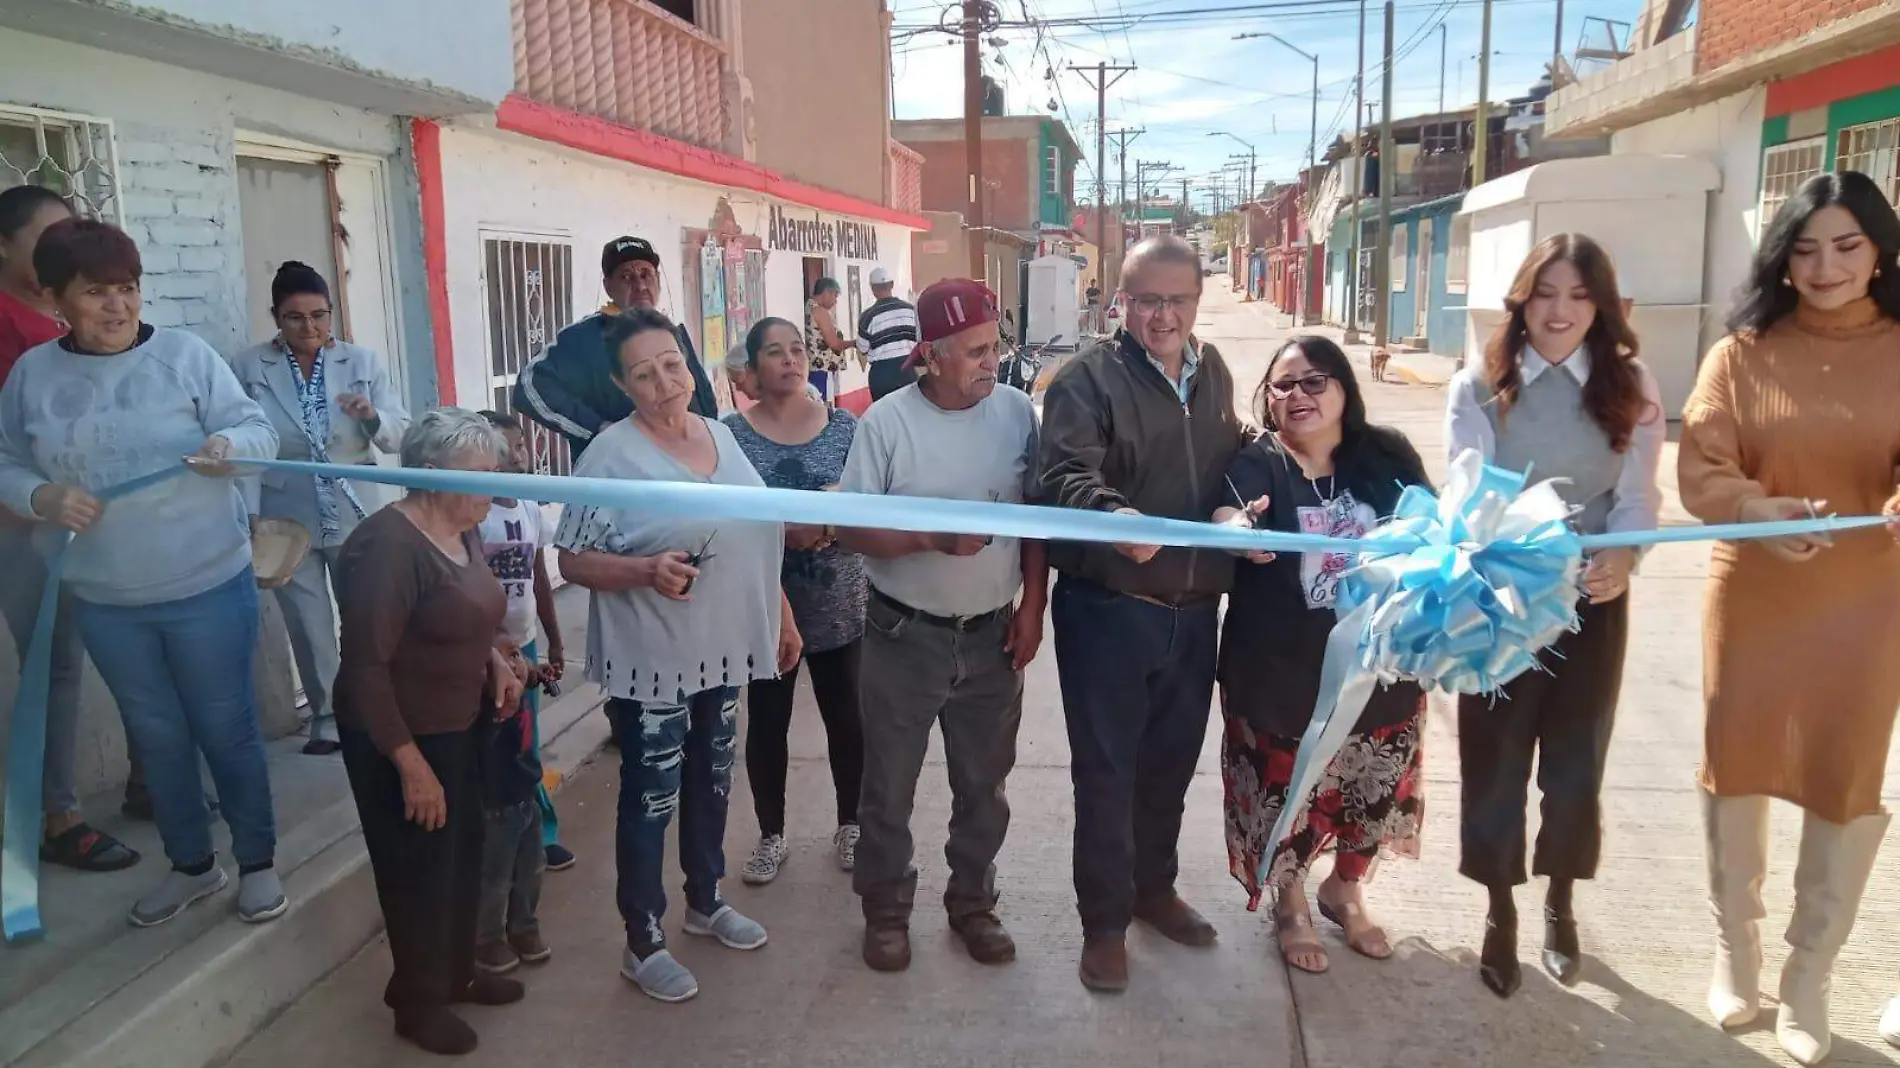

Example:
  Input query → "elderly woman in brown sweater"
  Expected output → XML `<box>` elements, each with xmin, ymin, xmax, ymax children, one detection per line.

<box><xmin>334</xmin><ymin>408</ymin><xmax>527</xmax><ymax>1056</ymax></box>
<box><xmin>1680</xmin><ymin>170</ymin><xmax>1900</xmax><ymax>1068</ymax></box>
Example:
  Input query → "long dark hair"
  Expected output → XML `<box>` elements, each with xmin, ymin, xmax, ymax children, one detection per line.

<box><xmin>1257</xmin><ymin>335</ymin><xmax>1423</xmax><ymax>490</ymax></box>
<box><xmin>1729</xmin><ymin>170</ymin><xmax>1900</xmax><ymax>336</ymax></box>
<box><xmin>744</xmin><ymin>316</ymin><xmax>799</xmax><ymax>366</ymax></box>
<box><xmin>1483</xmin><ymin>233</ymin><xmax>1646</xmax><ymax>453</ymax></box>
<box><xmin>602</xmin><ymin>306</ymin><xmax>679</xmax><ymax>380</ymax></box>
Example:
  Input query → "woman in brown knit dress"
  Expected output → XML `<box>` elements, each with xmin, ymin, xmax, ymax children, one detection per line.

<box><xmin>1680</xmin><ymin>170</ymin><xmax>1900</xmax><ymax>1068</ymax></box>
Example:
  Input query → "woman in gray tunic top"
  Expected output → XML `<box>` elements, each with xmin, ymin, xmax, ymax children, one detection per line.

<box><xmin>554</xmin><ymin>308</ymin><xmax>802</xmax><ymax>1004</ymax></box>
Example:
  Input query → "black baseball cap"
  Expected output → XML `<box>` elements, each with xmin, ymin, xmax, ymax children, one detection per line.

<box><xmin>602</xmin><ymin>236</ymin><xmax>661</xmax><ymax>275</ymax></box>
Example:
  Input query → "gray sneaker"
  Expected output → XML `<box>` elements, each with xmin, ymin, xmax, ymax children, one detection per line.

<box><xmin>128</xmin><ymin>866</ymin><xmax>228</xmax><ymax>927</ymax></box>
<box><xmin>237</xmin><ymin>869</ymin><xmax>288</xmax><ymax>923</ymax></box>
<box><xmin>684</xmin><ymin>905</ymin><xmax>768</xmax><ymax>950</ymax></box>
<box><xmin>621</xmin><ymin>948</ymin><xmax>698</xmax><ymax>1003</ymax></box>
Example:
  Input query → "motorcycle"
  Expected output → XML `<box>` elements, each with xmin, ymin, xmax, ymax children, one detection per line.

<box><xmin>999</xmin><ymin>333</ymin><xmax>1064</xmax><ymax>394</ymax></box>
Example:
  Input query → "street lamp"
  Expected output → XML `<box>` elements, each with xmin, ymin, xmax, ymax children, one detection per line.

<box><xmin>1205</xmin><ymin>131</ymin><xmax>1256</xmax><ymax>202</ymax></box>
<box><xmin>1232</xmin><ymin>31</ymin><xmax>1320</xmax><ymax>324</ymax></box>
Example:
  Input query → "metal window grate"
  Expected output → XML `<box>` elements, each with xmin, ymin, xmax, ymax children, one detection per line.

<box><xmin>483</xmin><ymin>235</ymin><xmax>576</xmax><ymax>476</ymax></box>
<box><xmin>1759</xmin><ymin>137</ymin><xmax>1826</xmax><ymax>237</ymax></box>
<box><xmin>0</xmin><ymin>104</ymin><xmax>121</xmax><ymax>223</ymax></box>
<box><xmin>1837</xmin><ymin>118</ymin><xmax>1900</xmax><ymax>207</ymax></box>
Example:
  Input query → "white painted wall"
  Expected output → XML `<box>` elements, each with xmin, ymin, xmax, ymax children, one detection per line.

<box><xmin>66</xmin><ymin>0</ymin><xmax>514</xmax><ymax>107</ymax></box>
<box><xmin>1610</xmin><ymin>89</ymin><xmax>1767</xmax><ymax>360</ymax></box>
<box><xmin>435</xmin><ymin>126</ymin><xmax>915</xmax><ymax>409</ymax></box>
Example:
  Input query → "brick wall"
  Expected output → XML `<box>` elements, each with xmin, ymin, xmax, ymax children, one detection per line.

<box><xmin>1698</xmin><ymin>0</ymin><xmax>1891</xmax><ymax>72</ymax></box>
<box><xmin>908</xmin><ymin>136</ymin><xmax>1036</xmax><ymax>231</ymax></box>
<box><xmin>112</xmin><ymin>122</ymin><xmax>248</xmax><ymax>353</ymax></box>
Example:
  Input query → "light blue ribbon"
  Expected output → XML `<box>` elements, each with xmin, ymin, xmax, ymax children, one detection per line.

<box><xmin>4</xmin><ymin>465</ymin><xmax>189</xmax><ymax>943</ymax></box>
<box><xmin>4</xmin><ymin>451</ymin><xmax>1890</xmax><ymax>942</ymax></box>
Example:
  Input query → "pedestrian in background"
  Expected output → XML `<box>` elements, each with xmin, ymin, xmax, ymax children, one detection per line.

<box><xmin>1215</xmin><ymin>335</ymin><xmax>1429</xmax><ymax>976</ymax></box>
<box><xmin>1679</xmin><ymin>170</ymin><xmax>1900</xmax><ymax>1067</ymax></box>
<box><xmin>554</xmin><ymin>307</ymin><xmax>796</xmax><ymax>1003</ymax></box>
<box><xmin>724</xmin><ymin>317</ymin><xmax>868</xmax><ymax>885</ymax></box>
<box><xmin>840</xmin><ymin>278</ymin><xmax>1046</xmax><ymax>974</ymax></box>
<box><xmin>1443</xmin><ymin>232</ymin><xmax>1664</xmax><ymax>999</ymax></box>
<box><xmin>233</xmin><ymin>260</ymin><xmax>409</xmax><ymax>756</ymax></box>
<box><xmin>0</xmin><ymin>218</ymin><xmax>287</xmax><ymax>929</ymax></box>
<box><xmin>857</xmin><ymin>266</ymin><xmax>919</xmax><ymax>401</ymax></box>
<box><xmin>806</xmin><ymin>276</ymin><xmax>854</xmax><ymax>403</ymax></box>
<box><xmin>0</xmin><ymin>184</ymin><xmax>139</xmax><ymax>871</ymax></box>
<box><xmin>332</xmin><ymin>408</ymin><xmax>526</xmax><ymax>1056</ymax></box>
<box><xmin>1040</xmin><ymin>235</ymin><xmax>1247</xmax><ymax>993</ymax></box>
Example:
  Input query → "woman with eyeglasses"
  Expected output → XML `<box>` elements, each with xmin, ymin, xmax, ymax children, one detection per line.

<box><xmin>232</xmin><ymin>261</ymin><xmax>409</xmax><ymax>756</ymax></box>
<box><xmin>1212</xmin><ymin>335</ymin><xmax>1429</xmax><ymax>976</ymax></box>
<box><xmin>1443</xmin><ymin>233</ymin><xmax>1664</xmax><ymax>1000</ymax></box>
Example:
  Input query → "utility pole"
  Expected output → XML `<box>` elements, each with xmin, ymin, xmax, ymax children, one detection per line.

<box><xmin>1375</xmin><ymin>0</ymin><xmax>1395</xmax><ymax>349</ymax></box>
<box><xmin>1438</xmin><ymin>22</ymin><xmax>1448</xmax><ymax>113</ymax></box>
<box><xmin>1553</xmin><ymin>0</ymin><xmax>1565</xmax><ymax>84</ymax></box>
<box><xmin>1475</xmin><ymin>0</ymin><xmax>1493</xmax><ymax>186</ymax></box>
<box><xmin>1108</xmin><ymin>128</ymin><xmax>1144</xmax><ymax>211</ymax></box>
<box><xmin>1346</xmin><ymin>0</ymin><xmax>1368</xmax><ymax>342</ymax></box>
<box><xmin>962</xmin><ymin>1</ymin><xmax>985</xmax><ymax>277</ymax></box>
<box><xmin>1071</xmin><ymin>61</ymin><xmax>1136</xmax><ymax>291</ymax></box>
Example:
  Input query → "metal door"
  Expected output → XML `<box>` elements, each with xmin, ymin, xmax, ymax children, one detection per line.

<box><xmin>481</xmin><ymin>234</ymin><xmax>576</xmax><ymax>476</ymax></box>
<box><xmin>236</xmin><ymin>157</ymin><xmax>339</xmax><ymax>346</ymax></box>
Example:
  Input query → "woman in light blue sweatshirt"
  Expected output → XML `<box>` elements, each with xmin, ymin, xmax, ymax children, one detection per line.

<box><xmin>0</xmin><ymin>218</ymin><xmax>285</xmax><ymax>929</ymax></box>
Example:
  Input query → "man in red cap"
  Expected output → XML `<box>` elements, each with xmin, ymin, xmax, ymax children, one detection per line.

<box><xmin>835</xmin><ymin>277</ymin><xmax>1048</xmax><ymax>973</ymax></box>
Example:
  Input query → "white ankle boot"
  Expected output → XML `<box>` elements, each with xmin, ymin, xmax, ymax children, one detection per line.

<box><xmin>1776</xmin><ymin>808</ymin><xmax>1891</xmax><ymax>1067</ymax></box>
<box><xmin>1702</xmin><ymin>788</ymin><xmax>1770</xmax><ymax>1028</ymax></box>
<box><xmin>1881</xmin><ymin>995</ymin><xmax>1900</xmax><ymax>1048</ymax></box>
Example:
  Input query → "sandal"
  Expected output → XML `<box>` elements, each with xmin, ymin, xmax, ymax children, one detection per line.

<box><xmin>1316</xmin><ymin>883</ymin><xmax>1393</xmax><ymax>961</ymax></box>
<box><xmin>40</xmin><ymin>823</ymin><xmax>141</xmax><ymax>872</ymax></box>
<box><xmin>1274</xmin><ymin>906</ymin><xmax>1331</xmax><ymax>974</ymax></box>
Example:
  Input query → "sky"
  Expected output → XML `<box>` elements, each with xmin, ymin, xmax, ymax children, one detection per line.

<box><xmin>889</xmin><ymin>0</ymin><xmax>1650</xmax><ymax>213</ymax></box>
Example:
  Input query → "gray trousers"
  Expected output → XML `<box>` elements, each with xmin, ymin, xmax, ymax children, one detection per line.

<box><xmin>271</xmin><ymin>545</ymin><xmax>343</xmax><ymax>742</ymax></box>
<box><xmin>478</xmin><ymin>798</ymin><xmax>545</xmax><ymax>944</ymax></box>
<box><xmin>853</xmin><ymin>592</ymin><xmax>1023</xmax><ymax>925</ymax></box>
<box><xmin>0</xmin><ymin>524</ymin><xmax>84</xmax><ymax>816</ymax></box>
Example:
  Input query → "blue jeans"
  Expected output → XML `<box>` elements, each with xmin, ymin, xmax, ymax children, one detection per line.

<box><xmin>75</xmin><ymin>569</ymin><xmax>276</xmax><ymax>870</ymax></box>
<box><xmin>609</xmin><ymin>687</ymin><xmax>738</xmax><ymax>955</ymax></box>
<box><xmin>1051</xmin><ymin>575</ymin><xmax>1218</xmax><ymax>935</ymax></box>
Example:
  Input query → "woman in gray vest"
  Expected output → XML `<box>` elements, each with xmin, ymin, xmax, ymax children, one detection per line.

<box><xmin>1442</xmin><ymin>233</ymin><xmax>1665</xmax><ymax>999</ymax></box>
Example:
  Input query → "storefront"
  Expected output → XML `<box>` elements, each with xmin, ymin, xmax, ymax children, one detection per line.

<box><xmin>425</xmin><ymin>106</ymin><xmax>922</xmax><ymax>464</ymax></box>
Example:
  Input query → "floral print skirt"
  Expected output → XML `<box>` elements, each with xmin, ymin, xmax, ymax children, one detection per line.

<box><xmin>1221</xmin><ymin>697</ymin><xmax>1425</xmax><ymax>910</ymax></box>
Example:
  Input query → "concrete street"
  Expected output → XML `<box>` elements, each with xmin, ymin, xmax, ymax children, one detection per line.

<box><xmin>227</xmin><ymin>286</ymin><xmax>1900</xmax><ymax>1068</ymax></box>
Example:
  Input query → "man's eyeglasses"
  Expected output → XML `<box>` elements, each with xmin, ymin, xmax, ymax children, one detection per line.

<box><xmin>1266</xmin><ymin>373</ymin><xmax>1333</xmax><ymax>398</ymax></box>
<box><xmin>1126</xmin><ymin>294</ymin><xmax>1196</xmax><ymax>316</ymax></box>
<box><xmin>281</xmin><ymin>310</ymin><xmax>332</xmax><ymax>328</ymax></box>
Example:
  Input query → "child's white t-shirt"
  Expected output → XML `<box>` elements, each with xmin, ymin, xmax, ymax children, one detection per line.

<box><xmin>479</xmin><ymin>499</ymin><xmax>547</xmax><ymax>649</ymax></box>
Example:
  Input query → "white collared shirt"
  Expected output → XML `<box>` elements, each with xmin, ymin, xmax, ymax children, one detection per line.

<box><xmin>1443</xmin><ymin>344</ymin><xmax>1666</xmax><ymax>537</ymax></box>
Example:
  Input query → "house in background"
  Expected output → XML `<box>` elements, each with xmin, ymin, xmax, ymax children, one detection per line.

<box><xmin>1546</xmin><ymin>0</ymin><xmax>1900</xmax><ymax>360</ymax></box>
<box><xmin>1385</xmin><ymin>193</ymin><xmax>1466</xmax><ymax>357</ymax></box>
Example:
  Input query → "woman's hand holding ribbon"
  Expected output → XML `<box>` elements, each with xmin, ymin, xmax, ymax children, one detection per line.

<box><xmin>1215</xmin><ymin>495</ymin><xmax>1276</xmax><ymax>565</ymax></box>
<box><xmin>1738</xmin><ymin>497</ymin><xmax>1833</xmax><ymax>561</ymax></box>
<box><xmin>1581</xmin><ymin>546</ymin><xmax>1634</xmax><ymax>604</ymax></box>
<box><xmin>29</xmin><ymin>483</ymin><xmax>102</xmax><ymax>533</ymax></box>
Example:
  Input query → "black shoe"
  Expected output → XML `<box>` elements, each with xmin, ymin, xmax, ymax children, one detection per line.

<box><xmin>394</xmin><ymin>1006</ymin><xmax>478</xmax><ymax>1056</ymax></box>
<box><xmin>1479</xmin><ymin>915</ymin><xmax>1522</xmax><ymax>999</ymax></box>
<box><xmin>544</xmin><ymin>843</ymin><xmax>577</xmax><ymax>871</ymax></box>
<box><xmin>302</xmin><ymin>738</ymin><xmax>341</xmax><ymax>756</ymax></box>
<box><xmin>1542</xmin><ymin>905</ymin><xmax>1582</xmax><ymax>986</ymax></box>
<box><xmin>453</xmin><ymin>975</ymin><xmax>525</xmax><ymax>1006</ymax></box>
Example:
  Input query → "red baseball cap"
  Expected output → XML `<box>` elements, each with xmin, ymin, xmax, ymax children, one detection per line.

<box><xmin>917</xmin><ymin>278</ymin><xmax>998</xmax><ymax>342</ymax></box>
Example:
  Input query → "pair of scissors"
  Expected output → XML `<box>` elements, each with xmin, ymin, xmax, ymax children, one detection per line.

<box><xmin>679</xmin><ymin>530</ymin><xmax>717</xmax><ymax>595</ymax></box>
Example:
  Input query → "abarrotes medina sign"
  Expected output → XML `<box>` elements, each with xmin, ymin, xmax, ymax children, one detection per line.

<box><xmin>767</xmin><ymin>205</ymin><xmax>880</xmax><ymax>260</ymax></box>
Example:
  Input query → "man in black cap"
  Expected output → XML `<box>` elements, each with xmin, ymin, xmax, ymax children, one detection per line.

<box><xmin>512</xmin><ymin>235</ymin><xmax>718</xmax><ymax>458</ymax></box>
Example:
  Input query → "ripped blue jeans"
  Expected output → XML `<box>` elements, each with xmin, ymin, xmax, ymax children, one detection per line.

<box><xmin>608</xmin><ymin>687</ymin><xmax>739</xmax><ymax>956</ymax></box>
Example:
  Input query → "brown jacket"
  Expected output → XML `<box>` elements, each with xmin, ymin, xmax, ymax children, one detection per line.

<box><xmin>1038</xmin><ymin>330</ymin><xmax>1247</xmax><ymax>603</ymax></box>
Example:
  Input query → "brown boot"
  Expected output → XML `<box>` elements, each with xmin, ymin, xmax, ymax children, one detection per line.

<box><xmin>1079</xmin><ymin>933</ymin><xmax>1129</xmax><ymax>993</ymax></box>
<box><xmin>862</xmin><ymin>923</ymin><xmax>912</xmax><ymax>972</ymax></box>
<box><xmin>1133</xmin><ymin>893</ymin><xmax>1218</xmax><ymax>947</ymax></box>
<box><xmin>949</xmin><ymin>910</ymin><xmax>1017</xmax><ymax>965</ymax></box>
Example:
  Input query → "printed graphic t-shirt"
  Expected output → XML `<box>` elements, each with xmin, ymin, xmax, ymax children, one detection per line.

<box><xmin>479</xmin><ymin>499</ymin><xmax>547</xmax><ymax>649</ymax></box>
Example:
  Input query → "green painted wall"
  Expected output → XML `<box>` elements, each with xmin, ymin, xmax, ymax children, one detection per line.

<box><xmin>1037</xmin><ymin>122</ymin><xmax>1078</xmax><ymax>227</ymax></box>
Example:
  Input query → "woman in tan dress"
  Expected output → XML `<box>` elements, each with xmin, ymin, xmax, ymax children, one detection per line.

<box><xmin>1680</xmin><ymin>170</ymin><xmax>1900</xmax><ymax>1068</ymax></box>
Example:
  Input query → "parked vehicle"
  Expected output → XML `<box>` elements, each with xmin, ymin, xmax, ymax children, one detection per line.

<box><xmin>999</xmin><ymin>333</ymin><xmax>1064</xmax><ymax>394</ymax></box>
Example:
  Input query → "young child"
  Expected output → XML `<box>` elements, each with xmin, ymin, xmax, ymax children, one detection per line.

<box><xmin>474</xmin><ymin>641</ymin><xmax>547</xmax><ymax>973</ymax></box>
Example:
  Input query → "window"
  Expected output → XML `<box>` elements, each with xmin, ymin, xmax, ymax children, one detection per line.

<box><xmin>482</xmin><ymin>235</ymin><xmax>576</xmax><ymax>476</ymax></box>
<box><xmin>1446</xmin><ymin>214</ymin><xmax>1470</xmax><ymax>294</ymax></box>
<box><xmin>1837</xmin><ymin>118</ymin><xmax>1900</xmax><ymax>207</ymax></box>
<box><xmin>1390</xmin><ymin>226</ymin><xmax>1408</xmax><ymax>292</ymax></box>
<box><xmin>1759</xmin><ymin>137</ymin><xmax>1826</xmax><ymax>236</ymax></box>
<box><xmin>1045</xmin><ymin>146</ymin><xmax>1061</xmax><ymax>196</ymax></box>
<box><xmin>0</xmin><ymin>104</ymin><xmax>120</xmax><ymax>222</ymax></box>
